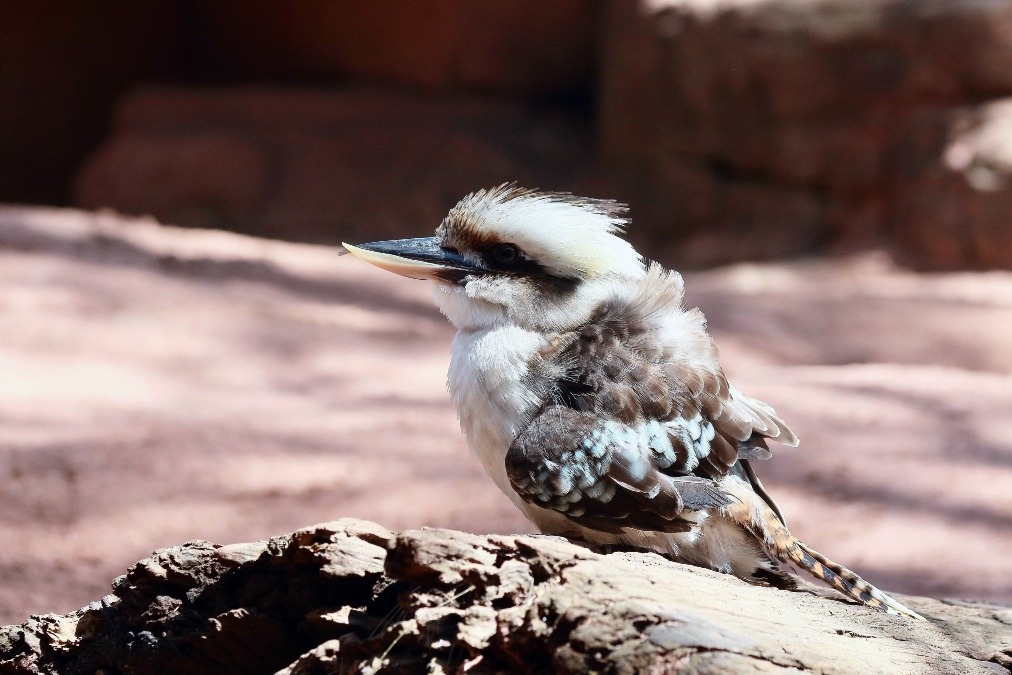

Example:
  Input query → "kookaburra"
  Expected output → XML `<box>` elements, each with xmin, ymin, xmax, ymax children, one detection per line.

<box><xmin>343</xmin><ymin>185</ymin><xmax>923</xmax><ymax>619</ymax></box>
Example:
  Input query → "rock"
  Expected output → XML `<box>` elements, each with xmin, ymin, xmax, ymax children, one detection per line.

<box><xmin>190</xmin><ymin>0</ymin><xmax>597</xmax><ymax>94</ymax></box>
<box><xmin>893</xmin><ymin>99</ymin><xmax>1012</xmax><ymax>270</ymax></box>
<box><xmin>1</xmin><ymin>520</ymin><xmax>1009</xmax><ymax>674</ymax></box>
<box><xmin>0</xmin><ymin>1</ymin><xmax>594</xmax><ymax>207</ymax></box>
<box><xmin>8</xmin><ymin>1</ymin><xmax>1012</xmax><ymax>271</ymax></box>
<box><xmin>600</xmin><ymin>0</ymin><xmax>1012</xmax><ymax>268</ymax></box>
<box><xmin>73</xmin><ymin>134</ymin><xmax>270</xmax><ymax>231</ymax></box>
<box><xmin>0</xmin><ymin>2</ymin><xmax>180</xmax><ymax>203</ymax></box>
<box><xmin>73</xmin><ymin>87</ymin><xmax>599</xmax><ymax>243</ymax></box>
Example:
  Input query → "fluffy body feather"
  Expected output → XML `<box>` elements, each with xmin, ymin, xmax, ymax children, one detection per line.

<box><xmin>349</xmin><ymin>185</ymin><xmax>923</xmax><ymax>620</ymax></box>
<box><xmin>445</xmin><ymin>264</ymin><xmax>793</xmax><ymax>577</ymax></box>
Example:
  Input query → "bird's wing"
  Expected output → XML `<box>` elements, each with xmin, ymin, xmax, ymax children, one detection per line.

<box><xmin>549</xmin><ymin>269</ymin><xmax>798</xmax><ymax>484</ymax></box>
<box><xmin>673</xmin><ymin>374</ymin><xmax>799</xmax><ymax>480</ymax></box>
<box><xmin>511</xmin><ymin>266</ymin><xmax>798</xmax><ymax>529</ymax></box>
<box><xmin>506</xmin><ymin>405</ymin><xmax>733</xmax><ymax>534</ymax></box>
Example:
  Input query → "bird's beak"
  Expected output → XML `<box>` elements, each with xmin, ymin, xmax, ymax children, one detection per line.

<box><xmin>341</xmin><ymin>237</ymin><xmax>481</xmax><ymax>282</ymax></box>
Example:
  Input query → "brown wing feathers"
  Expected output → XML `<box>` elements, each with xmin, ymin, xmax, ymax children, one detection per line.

<box><xmin>551</xmin><ymin>311</ymin><xmax>794</xmax><ymax>485</ymax></box>
<box><xmin>505</xmin><ymin>406</ymin><xmax>732</xmax><ymax>534</ymax></box>
<box><xmin>505</xmin><ymin>265</ymin><xmax>925</xmax><ymax>619</ymax></box>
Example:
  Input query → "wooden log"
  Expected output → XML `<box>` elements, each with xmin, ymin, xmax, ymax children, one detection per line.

<box><xmin>1</xmin><ymin>519</ymin><xmax>1009</xmax><ymax>674</ymax></box>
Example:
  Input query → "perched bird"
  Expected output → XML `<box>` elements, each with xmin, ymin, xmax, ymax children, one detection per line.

<box><xmin>343</xmin><ymin>185</ymin><xmax>923</xmax><ymax>619</ymax></box>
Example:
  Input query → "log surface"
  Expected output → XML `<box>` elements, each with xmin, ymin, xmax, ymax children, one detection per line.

<box><xmin>1</xmin><ymin>520</ymin><xmax>1009</xmax><ymax>674</ymax></box>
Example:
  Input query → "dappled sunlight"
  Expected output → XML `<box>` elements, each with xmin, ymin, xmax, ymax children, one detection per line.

<box><xmin>770</xmin><ymin>487</ymin><xmax>1012</xmax><ymax>600</ymax></box>
<box><xmin>2</xmin><ymin>209</ymin><xmax>1011</xmax><ymax>625</ymax></box>
<box><xmin>694</xmin><ymin>253</ymin><xmax>1012</xmax><ymax>373</ymax></box>
<box><xmin>742</xmin><ymin>361</ymin><xmax>1012</xmax><ymax>602</ymax></box>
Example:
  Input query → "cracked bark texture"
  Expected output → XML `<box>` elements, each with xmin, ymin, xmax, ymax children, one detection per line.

<box><xmin>1</xmin><ymin>520</ymin><xmax>1009</xmax><ymax>674</ymax></box>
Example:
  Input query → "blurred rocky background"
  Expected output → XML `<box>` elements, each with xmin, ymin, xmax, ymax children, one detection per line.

<box><xmin>2</xmin><ymin>0</ymin><xmax>1012</xmax><ymax>628</ymax></box>
<box><xmin>5</xmin><ymin>0</ymin><xmax>1012</xmax><ymax>268</ymax></box>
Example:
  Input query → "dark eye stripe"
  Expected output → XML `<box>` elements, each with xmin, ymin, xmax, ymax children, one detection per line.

<box><xmin>462</xmin><ymin>242</ymin><xmax>580</xmax><ymax>297</ymax></box>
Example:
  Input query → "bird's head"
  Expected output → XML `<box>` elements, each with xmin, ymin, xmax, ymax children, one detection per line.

<box><xmin>343</xmin><ymin>186</ymin><xmax>646</xmax><ymax>331</ymax></box>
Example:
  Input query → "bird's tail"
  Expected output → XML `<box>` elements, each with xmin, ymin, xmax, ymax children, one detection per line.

<box><xmin>726</xmin><ymin>500</ymin><xmax>925</xmax><ymax>620</ymax></box>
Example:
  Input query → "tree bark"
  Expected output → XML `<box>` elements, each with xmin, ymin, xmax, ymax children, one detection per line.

<box><xmin>1</xmin><ymin>520</ymin><xmax>1009</xmax><ymax>674</ymax></box>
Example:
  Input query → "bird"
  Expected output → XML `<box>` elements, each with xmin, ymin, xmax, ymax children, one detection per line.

<box><xmin>342</xmin><ymin>184</ymin><xmax>924</xmax><ymax>620</ymax></box>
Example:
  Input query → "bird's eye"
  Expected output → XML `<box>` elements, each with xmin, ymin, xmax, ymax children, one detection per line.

<box><xmin>492</xmin><ymin>243</ymin><xmax>521</xmax><ymax>266</ymax></box>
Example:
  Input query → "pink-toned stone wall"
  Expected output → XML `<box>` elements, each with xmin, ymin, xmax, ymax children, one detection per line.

<box><xmin>189</xmin><ymin>0</ymin><xmax>598</xmax><ymax>93</ymax></box>
<box><xmin>5</xmin><ymin>1</ymin><xmax>1012</xmax><ymax>269</ymax></box>
<box><xmin>73</xmin><ymin>87</ymin><xmax>601</xmax><ymax>244</ymax></box>
<box><xmin>0</xmin><ymin>1</ymin><xmax>181</xmax><ymax>203</ymax></box>
<box><xmin>0</xmin><ymin>1</ymin><xmax>595</xmax><ymax>204</ymax></box>
<box><xmin>600</xmin><ymin>0</ymin><xmax>1012</xmax><ymax>269</ymax></box>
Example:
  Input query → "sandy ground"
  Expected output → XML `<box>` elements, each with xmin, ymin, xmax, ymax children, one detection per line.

<box><xmin>0</xmin><ymin>206</ymin><xmax>1010</xmax><ymax>625</ymax></box>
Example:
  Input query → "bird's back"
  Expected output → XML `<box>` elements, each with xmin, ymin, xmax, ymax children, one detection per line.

<box><xmin>449</xmin><ymin>264</ymin><xmax>793</xmax><ymax>533</ymax></box>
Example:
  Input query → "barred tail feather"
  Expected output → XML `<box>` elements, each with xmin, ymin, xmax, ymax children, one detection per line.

<box><xmin>784</xmin><ymin>539</ymin><xmax>925</xmax><ymax>621</ymax></box>
<box><xmin>729</xmin><ymin>501</ymin><xmax>926</xmax><ymax>620</ymax></box>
